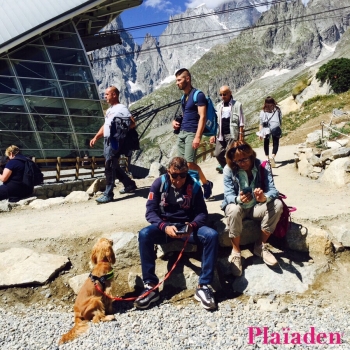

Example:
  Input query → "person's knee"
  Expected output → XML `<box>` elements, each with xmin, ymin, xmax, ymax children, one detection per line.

<box><xmin>138</xmin><ymin>226</ymin><xmax>154</xmax><ymax>242</ymax></box>
<box><xmin>274</xmin><ymin>199</ymin><xmax>283</xmax><ymax>214</ymax></box>
<box><xmin>225</xmin><ymin>203</ymin><xmax>242</xmax><ymax>218</ymax></box>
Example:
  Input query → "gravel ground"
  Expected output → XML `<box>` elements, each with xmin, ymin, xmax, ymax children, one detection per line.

<box><xmin>1</xmin><ymin>296</ymin><xmax>349</xmax><ymax>350</ymax></box>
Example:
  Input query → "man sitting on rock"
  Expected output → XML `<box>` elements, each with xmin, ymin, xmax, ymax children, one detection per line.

<box><xmin>135</xmin><ymin>157</ymin><xmax>218</xmax><ymax>310</ymax></box>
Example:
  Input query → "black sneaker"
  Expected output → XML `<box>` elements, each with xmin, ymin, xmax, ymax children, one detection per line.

<box><xmin>119</xmin><ymin>183</ymin><xmax>137</xmax><ymax>194</ymax></box>
<box><xmin>134</xmin><ymin>284</ymin><xmax>160</xmax><ymax>309</ymax></box>
<box><xmin>194</xmin><ymin>285</ymin><xmax>216</xmax><ymax>310</ymax></box>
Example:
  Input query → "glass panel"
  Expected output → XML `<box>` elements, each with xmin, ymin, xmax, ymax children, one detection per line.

<box><xmin>0</xmin><ymin>77</ymin><xmax>20</xmax><ymax>94</ymax></box>
<box><xmin>54</xmin><ymin>64</ymin><xmax>93</xmax><ymax>82</ymax></box>
<box><xmin>72</xmin><ymin>116</ymin><xmax>103</xmax><ymax>133</ymax></box>
<box><xmin>19</xmin><ymin>79</ymin><xmax>61</xmax><ymax>97</ymax></box>
<box><xmin>9</xmin><ymin>45</ymin><xmax>49</xmax><ymax>62</ymax></box>
<box><xmin>32</xmin><ymin>114</ymin><xmax>70</xmax><ymax>132</ymax></box>
<box><xmin>24</xmin><ymin>96</ymin><xmax>66</xmax><ymax>115</ymax></box>
<box><xmin>60</xmin><ymin>82</ymin><xmax>98</xmax><ymax>99</ymax></box>
<box><xmin>0</xmin><ymin>113</ymin><xmax>32</xmax><ymax>131</ymax></box>
<box><xmin>0</xmin><ymin>130</ymin><xmax>40</xmax><ymax>149</ymax></box>
<box><xmin>66</xmin><ymin>99</ymin><xmax>103</xmax><ymax>116</ymax></box>
<box><xmin>47</xmin><ymin>48</ymin><xmax>88</xmax><ymax>65</ymax></box>
<box><xmin>76</xmin><ymin>133</ymin><xmax>103</xmax><ymax>150</ymax></box>
<box><xmin>38</xmin><ymin>132</ymin><xmax>76</xmax><ymax>150</ymax></box>
<box><xmin>0</xmin><ymin>59</ymin><xmax>14</xmax><ymax>76</ymax></box>
<box><xmin>0</xmin><ymin>94</ymin><xmax>26</xmax><ymax>112</ymax></box>
<box><xmin>43</xmin><ymin>32</ymin><xmax>82</xmax><ymax>49</ymax></box>
<box><xmin>12</xmin><ymin>61</ymin><xmax>55</xmax><ymax>79</ymax></box>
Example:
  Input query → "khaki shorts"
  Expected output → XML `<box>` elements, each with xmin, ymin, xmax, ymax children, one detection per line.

<box><xmin>177</xmin><ymin>130</ymin><xmax>197</xmax><ymax>163</ymax></box>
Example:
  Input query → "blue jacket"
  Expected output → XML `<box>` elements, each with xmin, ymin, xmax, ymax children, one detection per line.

<box><xmin>146</xmin><ymin>174</ymin><xmax>208</xmax><ymax>233</ymax></box>
<box><xmin>221</xmin><ymin>159</ymin><xmax>279</xmax><ymax>210</ymax></box>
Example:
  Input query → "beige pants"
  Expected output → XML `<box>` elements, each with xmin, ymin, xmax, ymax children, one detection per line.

<box><xmin>225</xmin><ymin>199</ymin><xmax>283</xmax><ymax>238</ymax></box>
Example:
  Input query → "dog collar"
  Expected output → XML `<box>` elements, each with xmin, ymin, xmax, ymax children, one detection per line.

<box><xmin>89</xmin><ymin>269</ymin><xmax>114</xmax><ymax>290</ymax></box>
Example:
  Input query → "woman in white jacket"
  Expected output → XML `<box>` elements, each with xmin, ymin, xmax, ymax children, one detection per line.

<box><xmin>258</xmin><ymin>96</ymin><xmax>282</xmax><ymax>167</ymax></box>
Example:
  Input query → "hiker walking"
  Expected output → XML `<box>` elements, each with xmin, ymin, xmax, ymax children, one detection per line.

<box><xmin>172</xmin><ymin>68</ymin><xmax>213</xmax><ymax>199</ymax></box>
<box><xmin>221</xmin><ymin>141</ymin><xmax>283</xmax><ymax>277</ymax></box>
<box><xmin>90</xmin><ymin>86</ymin><xmax>137</xmax><ymax>203</ymax></box>
<box><xmin>257</xmin><ymin>96</ymin><xmax>282</xmax><ymax>167</ymax></box>
<box><xmin>210</xmin><ymin>85</ymin><xmax>245</xmax><ymax>173</ymax></box>
<box><xmin>135</xmin><ymin>157</ymin><xmax>218</xmax><ymax>311</ymax></box>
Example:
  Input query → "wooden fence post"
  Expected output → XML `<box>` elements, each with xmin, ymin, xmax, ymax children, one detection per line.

<box><xmin>75</xmin><ymin>157</ymin><xmax>80</xmax><ymax>180</ymax></box>
<box><xmin>56</xmin><ymin>157</ymin><xmax>61</xmax><ymax>182</ymax></box>
<box><xmin>91</xmin><ymin>156</ymin><xmax>95</xmax><ymax>177</ymax></box>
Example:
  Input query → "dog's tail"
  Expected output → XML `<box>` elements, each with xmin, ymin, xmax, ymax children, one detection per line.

<box><xmin>58</xmin><ymin>317</ymin><xmax>89</xmax><ymax>345</ymax></box>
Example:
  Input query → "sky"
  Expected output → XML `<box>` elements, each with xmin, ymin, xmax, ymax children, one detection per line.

<box><xmin>120</xmin><ymin>0</ymin><xmax>310</xmax><ymax>45</ymax></box>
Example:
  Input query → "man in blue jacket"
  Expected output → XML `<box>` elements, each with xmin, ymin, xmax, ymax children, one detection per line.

<box><xmin>134</xmin><ymin>157</ymin><xmax>218</xmax><ymax>310</ymax></box>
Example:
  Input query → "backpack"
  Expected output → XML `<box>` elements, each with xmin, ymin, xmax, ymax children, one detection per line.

<box><xmin>109</xmin><ymin>116</ymin><xmax>130</xmax><ymax>151</ymax></box>
<box><xmin>159</xmin><ymin>169</ymin><xmax>201</xmax><ymax>206</ymax></box>
<box><xmin>181</xmin><ymin>89</ymin><xmax>217</xmax><ymax>137</ymax></box>
<box><xmin>18</xmin><ymin>157</ymin><xmax>44</xmax><ymax>188</ymax></box>
<box><xmin>259</xmin><ymin>160</ymin><xmax>296</xmax><ymax>238</ymax></box>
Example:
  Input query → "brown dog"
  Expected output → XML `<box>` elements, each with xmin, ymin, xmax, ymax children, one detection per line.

<box><xmin>59</xmin><ymin>238</ymin><xmax>116</xmax><ymax>344</ymax></box>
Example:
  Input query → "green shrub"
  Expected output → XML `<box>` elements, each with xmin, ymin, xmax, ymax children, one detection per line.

<box><xmin>292</xmin><ymin>79</ymin><xmax>308</xmax><ymax>99</ymax></box>
<box><xmin>316</xmin><ymin>58</ymin><xmax>350</xmax><ymax>93</ymax></box>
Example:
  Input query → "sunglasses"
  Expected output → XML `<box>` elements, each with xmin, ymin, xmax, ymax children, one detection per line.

<box><xmin>219</xmin><ymin>93</ymin><xmax>228</xmax><ymax>96</ymax></box>
<box><xmin>169</xmin><ymin>172</ymin><xmax>187</xmax><ymax>179</ymax></box>
<box><xmin>235</xmin><ymin>157</ymin><xmax>250</xmax><ymax>164</ymax></box>
<box><xmin>227</xmin><ymin>144</ymin><xmax>249</xmax><ymax>157</ymax></box>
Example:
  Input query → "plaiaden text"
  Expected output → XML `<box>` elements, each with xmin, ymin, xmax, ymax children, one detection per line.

<box><xmin>248</xmin><ymin>326</ymin><xmax>343</xmax><ymax>345</ymax></box>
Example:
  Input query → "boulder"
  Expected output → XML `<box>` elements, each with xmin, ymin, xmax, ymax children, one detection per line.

<box><xmin>297</xmin><ymin>158</ymin><xmax>314</xmax><ymax>177</ymax></box>
<box><xmin>0</xmin><ymin>248</ymin><xmax>70</xmax><ymax>287</ymax></box>
<box><xmin>320</xmin><ymin>158</ymin><xmax>350</xmax><ymax>187</ymax></box>
<box><xmin>147</xmin><ymin>162</ymin><xmax>166</xmax><ymax>178</ymax></box>
<box><xmin>86</xmin><ymin>178</ymin><xmax>106</xmax><ymax>195</ymax></box>
<box><xmin>0</xmin><ymin>199</ymin><xmax>10</xmax><ymax>212</ymax></box>
<box><xmin>64</xmin><ymin>191</ymin><xmax>90</xmax><ymax>203</ymax></box>
<box><xmin>68</xmin><ymin>273</ymin><xmax>89</xmax><ymax>294</ymax></box>
<box><xmin>29</xmin><ymin>197</ymin><xmax>65</xmax><ymax>209</ymax></box>
<box><xmin>157</xmin><ymin>241</ymin><xmax>197</xmax><ymax>259</ymax></box>
<box><xmin>328</xmin><ymin>223</ymin><xmax>350</xmax><ymax>247</ymax></box>
<box><xmin>333</xmin><ymin>147</ymin><xmax>350</xmax><ymax>159</ymax></box>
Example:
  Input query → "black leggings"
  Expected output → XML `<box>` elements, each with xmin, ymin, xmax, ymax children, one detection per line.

<box><xmin>264</xmin><ymin>134</ymin><xmax>279</xmax><ymax>156</ymax></box>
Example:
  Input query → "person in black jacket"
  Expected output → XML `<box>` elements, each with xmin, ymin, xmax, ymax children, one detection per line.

<box><xmin>134</xmin><ymin>157</ymin><xmax>218</xmax><ymax>311</ymax></box>
<box><xmin>0</xmin><ymin>145</ymin><xmax>33</xmax><ymax>202</ymax></box>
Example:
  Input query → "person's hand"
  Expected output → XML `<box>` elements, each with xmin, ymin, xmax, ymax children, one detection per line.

<box><xmin>172</xmin><ymin>120</ymin><xmax>181</xmax><ymax>130</ymax></box>
<box><xmin>253</xmin><ymin>188</ymin><xmax>266</xmax><ymax>203</ymax></box>
<box><xmin>239</xmin><ymin>190</ymin><xmax>252</xmax><ymax>203</ymax></box>
<box><xmin>90</xmin><ymin>138</ymin><xmax>96</xmax><ymax>148</ymax></box>
<box><xmin>165</xmin><ymin>225</ymin><xmax>180</xmax><ymax>238</ymax></box>
<box><xmin>259</xmin><ymin>136</ymin><xmax>263</xmax><ymax>141</ymax></box>
<box><xmin>209</xmin><ymin>136</ymin><xmax>216</xmax><ymax>144</ymax></box>
<box><xmin>192</xmin><ymin>136</ymin><xmax>201</xmax><ymax>149</ymax></box>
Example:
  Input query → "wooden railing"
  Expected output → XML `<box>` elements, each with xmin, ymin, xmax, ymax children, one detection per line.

<box><xmin>195</xmin><ymin>141</ymin><xmax>215</xmax><ymax>163</ymax></box>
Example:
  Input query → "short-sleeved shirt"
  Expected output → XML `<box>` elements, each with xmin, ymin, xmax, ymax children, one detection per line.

<box><xmin>104</xmin><ymin>103</ymin><xmax>131</xmax><ymax>137</ymax></box>
<box><xmin>4</xmin><ymin>155</ymin><xmax>26</xmax><ymax>185</ymax></box>
<box><xmin>181</xmin><ymin>89</ymin><xmax>207</xmax><ymax>133</ymax></box>
<box><xmin>259</xmin><ymin>108</ymin><xmax>282</xmax><ymax>131</ymax></box>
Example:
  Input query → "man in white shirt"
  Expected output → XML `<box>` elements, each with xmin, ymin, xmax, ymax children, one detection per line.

<box><xmin>210</xmin><ymin>86</ymin><xmax>245</xmax><ymax>173</ymax></box>
<box><xmin>90</xmin><ymin>86</ymin><xmax>137</xmax><ymax>203</ymax></box>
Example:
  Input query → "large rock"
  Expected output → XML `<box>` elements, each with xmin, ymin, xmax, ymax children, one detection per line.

<box><xmin>0</xmin><ymin>199</ymin><xmax>10</xmax><ymax>212</ymax></box>
<box><xmin>29</xmin><ymin>197</ymin><xmax>65</xmax><ymax>209</ymax></box>
<box><xmin>320</xmin><ymin>157</ymin><xmax>350</xmax><ymax>187</ymax></box>
<box><xmin>64</xmin><ymin>191</ymin><xmax>90</xmax><ymax>203</ymax></box>
<box><xmin>157</xmin><ymin>241</ymin><xmax>197</xmax><ymax>259</ymax></box>
<box><xmin>86</xmin><ymin>178</ymin><xmax>106</xmax><ymax>195</ymax></box>
<box><xmin>0</xmin><ymin>248</ymin><xmax>70</xmax><ymax>287</ymax></box>
<box><xmin>328</xmin><ymin>223</ymin><xmax>350</xmax><ymax>247</ymax></box>
<box><xmin>297</xmin><ymin>158</ymin><xmax>314</xmax><ymax>177</ymax></box>
<box><xmin>109</xmin><ymin>232</ymin><xmax>140</xmax><ymax>269</ymax></box>
<box><xmin>232</xmin><ymin>257</ymin><xmax>326</xmax><ymax>296</ymax></box>
<box><xmin>68</xmin><ymin>273</ymin><xmax>89</xmax><ymax>294</ymax></box>
<box><xmin>147</xmin><ymin>162</ymin><xmax>167</xmax><ymax>178</ymax></box>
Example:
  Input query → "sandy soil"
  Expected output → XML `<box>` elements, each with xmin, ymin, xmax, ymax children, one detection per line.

<box><xmin>0</xmin><ymin>144</ymin><xmax>349</xmax><ymax>309</ymax></box>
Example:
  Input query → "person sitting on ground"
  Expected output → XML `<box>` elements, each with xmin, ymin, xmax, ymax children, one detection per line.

<box><xmin>135</xmin><ymin>156</ymin><xmax>218</xmax><ymax>311</ymax></box>
<box><xmin>221</xmin><ymin>141</ymin><xmax>283</xmax><ymax>276</ymax></box>
<box><xmin>0</xmin><ymin>145</ymin><xmax>34</xmax><ymax>202</ymax></box>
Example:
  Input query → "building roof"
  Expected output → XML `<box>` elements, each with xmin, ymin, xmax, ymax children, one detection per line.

<box><xmin>0</xmin><ymin>0</ymin><xmax>142</xmax><ymax>53</ymax></box>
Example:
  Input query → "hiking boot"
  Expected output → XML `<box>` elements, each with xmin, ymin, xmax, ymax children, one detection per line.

<box><xmin>134</xmin><ymin>284</ymin><xmax>160</xmax><ymax>309</ymax></box>
<box><xmin>95</xmin><ymin>195</ymin><xmax>112</xmax><ymax>204</ymax></box>
<box><xmin>269</xmin><ymin>157</ymin><xmax>276</xmax><ymax>168</ymax></box>
<box><xmin>254</xmin><ymin>243</ymin><xmax>278</xmax><ymax>266</ymax></box>
<box><xmin>228</xmin><ymin>251</ymin><xmax>242</xmax><ymax>276</ymax></box>
<box><xmin>194</xmin><ymin>285</ymin><xmax>216</xmax><ymax>310</ymax></box>
<box><xmin>215</xmin><ymin>165</ymin><xmax>223</xmax><ymax>174</ymax></box>
<box><xmin>202</xmin><ymin>180</ymin><xmax>213</xmax><ymax>199</ymax></box>
<box><xmin>119</xmin><ymin>183</ymin><xmax>137</xmax><ymax>194</ymax></box>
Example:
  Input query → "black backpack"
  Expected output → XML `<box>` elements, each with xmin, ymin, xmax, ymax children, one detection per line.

<box><xmin>109</xmin><ymin>116</ymin><xmax>130</xmax><ymax>151</ymax></box>
<box><xmin>18</xmin><ymin>158</ymin><xmax>44</xmax><ymax>188</ymax></box>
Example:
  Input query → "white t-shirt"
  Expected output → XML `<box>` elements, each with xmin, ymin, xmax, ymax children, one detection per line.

<box><xmin>104</xmin><ymin>103</ymin><xmax>131</xmax><ymax>137</ymax></box>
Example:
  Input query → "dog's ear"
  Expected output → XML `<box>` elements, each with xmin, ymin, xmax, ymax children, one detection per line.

<box><xmin>91</xmin><ymin>247</ymin><xmax>98</xmax><ymax>265</ymax></box>
<box><xmin>107</xmin><ymin>246</ymin><xmax>116</xmax><ymax>264</ymax></box>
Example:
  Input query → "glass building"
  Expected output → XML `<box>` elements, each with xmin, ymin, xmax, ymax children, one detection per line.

<box><xmin>0</xmin><ymin>0</ymin><xmax>142</xmax><ymax>159</ymax></box>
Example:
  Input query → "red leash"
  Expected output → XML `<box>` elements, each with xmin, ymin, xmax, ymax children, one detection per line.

<box><xmin>94</xmin><ymin>235</ymin><xmax>190</xmax><ymax>301</ymax></box>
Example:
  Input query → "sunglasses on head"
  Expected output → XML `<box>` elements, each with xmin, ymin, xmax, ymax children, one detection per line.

<box><xmin>169</xmin><ymin>172</ymin><xmax>187</xmax><ymax>179</ymax></box>
<box><xmin>227</xmin><ymin>144</ymin><xmax>249</xmax><ymax>157</ymax></box>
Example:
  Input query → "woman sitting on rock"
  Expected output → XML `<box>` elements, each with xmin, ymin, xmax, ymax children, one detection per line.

<box><xmin>0</xmin><ymin>145</ymin><xmax>33</xmax><ymax>202</ymax></box>
<box><xmin>221</xmin><ymin>140</ymin><xmax>283</xmax><ymax>276</ymax></box>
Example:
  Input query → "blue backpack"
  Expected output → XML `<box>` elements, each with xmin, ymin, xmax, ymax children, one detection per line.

<box><xmin>182</xmin><ymin>90</ymin><xmax>217</xmax><ymax>137</ymax></box>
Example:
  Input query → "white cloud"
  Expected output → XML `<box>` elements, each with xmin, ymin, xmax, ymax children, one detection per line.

<box><xmin>185</xmin><ymin>0</ymin><xmax>227</xmax><ymax>9</ymax></box>
<box><xmin>144</xmin><ymin>0</ymin><xmax>182</xmax><ymax>15</ymax></box>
